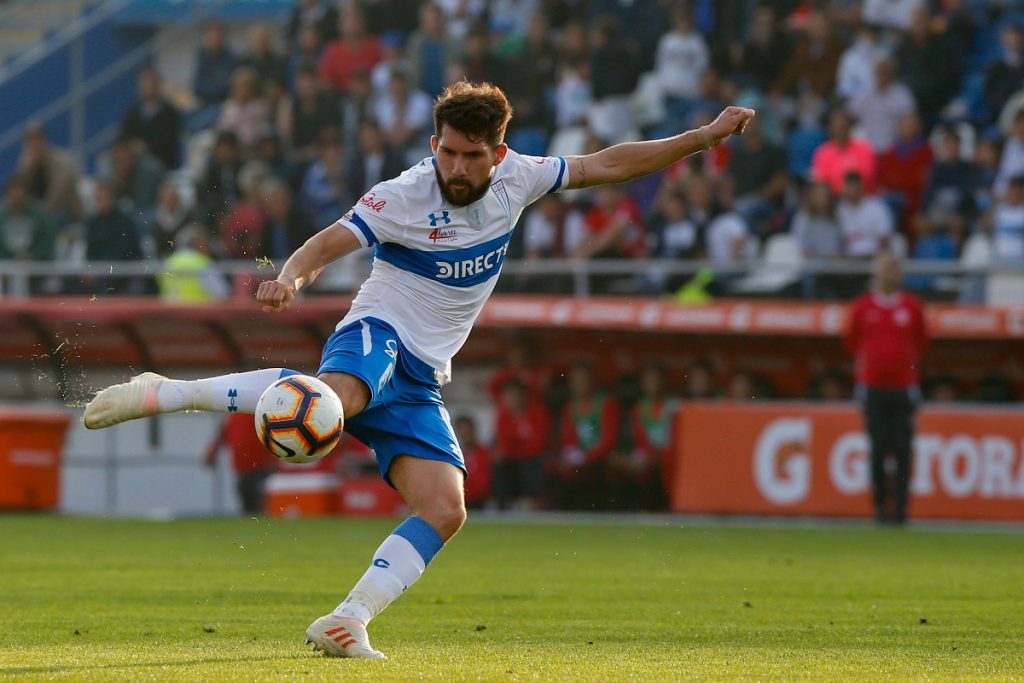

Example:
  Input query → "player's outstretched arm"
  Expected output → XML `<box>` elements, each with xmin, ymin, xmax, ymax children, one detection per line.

<box><xmin>256</xmin><ymin>224</ymin><xmax>363</xmax><ymax>313</ymax></box>
<box><xmin>564</xmin><ymin>106</ymin><xmax>755</xmax><ymax>189</ymax></box>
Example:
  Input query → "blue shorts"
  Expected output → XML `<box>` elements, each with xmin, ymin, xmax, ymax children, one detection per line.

<box><xmin>317</xmin><ymin>316</ymin><xmax>465</xmax><ymax>483</ymax></box>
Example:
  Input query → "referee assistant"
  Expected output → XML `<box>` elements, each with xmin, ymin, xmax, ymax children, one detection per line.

<box><xmin>844</xmin><ymin>253</ymin><xmax>929</xmax><ymax>524</ymax></box>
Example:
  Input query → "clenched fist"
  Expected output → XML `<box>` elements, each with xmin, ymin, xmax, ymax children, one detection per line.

<box><xmin>705</xmin><ymin>106</ymin><xmax>756</xmax><ymax>146</ymax></box>
<box><xmin>257</xmin><ymin>280</ymin><xmax>296</xmax><ymax>313</ymax></box>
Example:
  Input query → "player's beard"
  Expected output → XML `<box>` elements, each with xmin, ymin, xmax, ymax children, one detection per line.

<box><xmin>436</xmin><ymin>168</ymin><xmax>490</xmax><ymax>207</ymax></box>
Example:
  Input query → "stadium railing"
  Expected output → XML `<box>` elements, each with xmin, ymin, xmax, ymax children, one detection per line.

<box><xmin>0</xmin><ymin>258</ymin><xmax>1014</xmax><ymax>300</ymax></box>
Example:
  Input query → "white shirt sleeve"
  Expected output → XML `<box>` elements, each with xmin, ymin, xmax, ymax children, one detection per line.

<box><xmin>336</xmin><ymin>181</ymin><xmax>409</xmax><ymax>247</ymax></box>
<box><xmin>510</xmin><ymin>150</ymin><xmax>570</xmax><ymax>206</ymax></box>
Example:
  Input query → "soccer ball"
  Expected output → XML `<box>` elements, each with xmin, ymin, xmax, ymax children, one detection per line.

<box><xmin>254</xmin><ymin>375</ymin><xmax>344</xmax><ymax>464</ymax></box>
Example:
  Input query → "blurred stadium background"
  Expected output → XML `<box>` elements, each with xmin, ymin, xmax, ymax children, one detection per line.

<box><xmin>0</xmin><ymin>0</ymin><xmax>1022</xmax><ymax>522</ymax></box>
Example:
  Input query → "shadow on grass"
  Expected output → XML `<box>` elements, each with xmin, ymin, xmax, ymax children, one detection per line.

<box><xmin>0</xmin><ymin>652</ymin><xmax>315</xmax><ymax>676</ymax></box>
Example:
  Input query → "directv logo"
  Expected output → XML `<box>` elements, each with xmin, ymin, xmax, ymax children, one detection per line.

<box><xmin>435</xmin><ymin>243</ymin><xmax>510</xmax><ymax>280</ymax></box>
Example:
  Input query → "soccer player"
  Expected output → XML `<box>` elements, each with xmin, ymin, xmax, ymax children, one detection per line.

<box><xmin>84</xmin><ymin>82</ymin><xmax>754</xmax><ymax>659</ymax></box>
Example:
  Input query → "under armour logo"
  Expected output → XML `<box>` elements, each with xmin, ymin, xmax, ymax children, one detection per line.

<box><xmin>227</xmin><ymin>389</ymin><xmax>238</xmax><ymax>412</ymax></box>
<box><xmin>373</xmin><ymin>558</ymin><xmax>390</xmax><ymax>568</ymax></box>
<box><xmin>428</xmin><ymin>211</ymin><xmax>451</xmax><ymax>227</ymax></box>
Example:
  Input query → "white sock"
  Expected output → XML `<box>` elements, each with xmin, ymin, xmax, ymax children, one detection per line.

<box><xmin>333</xmin><ymin>516</ymin><xmax>444</xmax><ymax>624</ymax></box>
<box><xmin>155</xmin><ymin>368</ymin><xmax>297</xmax><ymax>414</ymax></box>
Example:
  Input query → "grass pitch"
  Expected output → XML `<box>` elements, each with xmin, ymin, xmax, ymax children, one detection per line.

<box><xmin>1</xmin><ymin>516</ymin><xmax>1022</xmax><ymax>682</ymax></box>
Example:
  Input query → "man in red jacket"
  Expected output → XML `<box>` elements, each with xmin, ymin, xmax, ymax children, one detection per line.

<box><xmin>844</xmin><ymin>253</ymin><xmax>929</xmax><ymax>524</ymax></box>
<box><xmin>493</xmin><ymin>380</ymin><xmax>551</xmax><ymax>510</ymax></box>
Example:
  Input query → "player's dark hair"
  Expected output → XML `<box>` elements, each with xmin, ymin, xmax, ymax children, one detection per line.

<box><xmin>433</xmin><ymin>81</ymin><xmax>513</xmax><ymax>149</ymax></box>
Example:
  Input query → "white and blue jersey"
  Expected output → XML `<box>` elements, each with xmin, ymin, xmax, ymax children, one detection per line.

<box><xmin>336</xmin><ymin>149</ymin><xmax>569</xmax><ymax>383</ymax></box>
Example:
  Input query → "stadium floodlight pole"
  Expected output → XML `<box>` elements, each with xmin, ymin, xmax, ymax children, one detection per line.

<box><xmin>83</xmin><ymin>81</ymin><xmax>754</xmax><ymax>660</ymax></box>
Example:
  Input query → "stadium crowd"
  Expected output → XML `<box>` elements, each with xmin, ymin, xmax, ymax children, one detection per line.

<box><xmin>2</xmin><ymin>0</ymin><xmax>1024</xmax><ymax>301</ymax></box>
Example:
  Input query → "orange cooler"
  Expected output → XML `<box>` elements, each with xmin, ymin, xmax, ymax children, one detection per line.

<box><xmin>0</xmin><ymin>408</ymin><xmax>72</xmax><ymax>510</ymax></box>
<box><xmin>265</xmin><ymin>473</ymin><xmax>339</xmax><ymax>517</ymax></box>
<box><xmin>338</xmin><ymin>477</ymin><xmax>407</xmax><ymax>517</ymax></box>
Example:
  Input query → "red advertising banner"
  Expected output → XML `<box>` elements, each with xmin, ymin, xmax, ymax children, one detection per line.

<box><xmin>671</xmin><ymin>403</ymin><xmax>1024</xmax><ymax>521</ymax></box>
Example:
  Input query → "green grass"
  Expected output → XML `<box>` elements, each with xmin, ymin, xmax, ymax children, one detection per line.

<box><xmin>1</xmin><ymin>516</ymin><xmax>1023</xmax><ymax>682</ymax></box>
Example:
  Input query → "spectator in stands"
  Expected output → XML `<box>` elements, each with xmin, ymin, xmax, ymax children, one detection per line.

<box><xmin>985</xmin><ymin>174</ymin><xmax>1024</xmax><ymax>266</ymax></box>
<box><xmin>896</xmin><ymin>6</ymin><xmax>960</xmax><ymax>122</ymax></box>
<box><xmin>502</xmin><ymin>13</ymin><xmax>558</xmax><ymax>135</ymax></box>
<box><xmin>729</xmin><ymin>115</ymin><xmax>788</xmax><ymax>236</ymax></box>
<box><xmin>877</xmin><ymin>112</ymin><xmax>933</xmax><ymax>228</ymax></box>
<box><xmin>0</xmin><ymin>176</ymin><xmax>56</xmax><ymax>261</ymax></box>
<box><xmin>787</xmin><ymin>92</ymin><xmax>829</xmax><ymax>180</ymax></box>
<box><xmin>205</xmin><ymin>410</ymin><xmax>279</xmax><ymax>514</ymax></box>
<box><xmin>86</xmin><ymin>180</ymin><xmax>145</xmax><ymax>295</ymax></box>
<box><xmin>318</xmin><ymin>7</ymin><xmax>382</xmax><ymax>95</ymax></box>
<box><xmin>649</xmin><ymin>187</ymin><xmax>698</xmax><ymax>260</ymax></box>
<box><xmin>339</xmin><ymin>70</ymin><xmax>377</xmax><ymax>147</ymax></box>
<box><xmin>772</xmin><ymin>11</ymin><xmax>844</xmax><ymax>99</ymax></box>
<box><xmin>904</xmin><ymin>212</ymin><xmax>957</xmax><ymax>292</ymax></box>
<box><xmin>555</xmin><ymin>17</ymin><xmax>588</xmax><ymax>67</ymax></box>
<box><xmin>486</xmin><ymin>338</ymin><xmax>548</xmax><ymax>402</ymax></box>
<box><xmin>299</xmin><ymin>130</ymin><xmax>351</xmax><ymax>227</ymax></box>
<box><xmin>717</xmin><ymin>5</ymin><xmax>790</xmax><ymax>93</ymax></box>
<box><xmin>493</xmin><ymin>379</ymin><xmax>551</xmax><ymax>511</ymax></box>
<box><xmin>587</xmin><ymin>16</ymin><xmax>641</xmax><ymax>143</ymax></box>
<box><xmin>984</xmin><ymin>23</ymin><xmax>1024</xmax><ymax>126</ymax></box>
<box><xmin>261</xmin><ymin>178</ymin><xmax>316</xmax><ymax>261</ymax></box>
<box><xmin>286</xmin><ymin>24</ymin><xmax>325</xmax><ymax>92</ymax></box>
<box><xmin>287</xmin><ymin>0</ymin><xmax>332</xmax><ymax>47</ymax></box>
<box><xmin>435</xmin><ymin>0</ymin><xmax>486</xmax><ymax>39</ymax></box>
<box><xmin>705</xmin><ymin>176</ymin><xmax>750</xmax><ymax>268</ymax></box>
<box><xmin>553</xmin><ymin>58</ymin><xmax>591</xmax><ymax>130</ymax></box>
<box><xmin>654</xmin><ymin>6</ymin><xmax>709</xmax><ymax>125</ymax></box>
<box><xmin>848</xmin><ymin>57</ymin><xmax>917</xmax><ymax>154</ymax></box>
<box><xmin>836</xmin><ymin>23</ymin><xmax>886</xmax><ymax>102</ymax></box>
<box><xmin>621</xmin><ymin>361</ymin><xmax>677</xmax><ymax>510</ymax></box>
<box><xmin>521</xmin><ymin>194</ymin><xmax>584</xmax><ymax>260</ymax></box>
<box><xmin>120</xmin><ymin>66</ymin><xmax>181</xmax><ymax>170</ymax></box>
<box><xmin>16</xmin><ymin>122</ymin><xmax>83</xmax><ymax>223</ymax></box>
<box><xmin>241</xmin><ymin>25</ymin><xmax>287</xmax><ymax>90</ymax></box>
<box><xmin>488</xmin><ymin>0</ymin><xmax>540</xmax><ymax>37</ymax></box>
<box><xmin>811</xmin><ymin>109</ymin><xmax>877</xmax><ymax>195</ymax></box>
<box><xmin>217</xmin><ymin>67</ymin><xmax>272</xmax><ymax>151</ymax></box>
<box><xmin>921</xmin><ymin>124</ymin><xmax>976</xmax><ymax>235</ymax></box>
<box><xmin>455</xmin><ymin>415</ymin><xmax>493</xmax><ymax>510</ymax></box>
<box><xmin>346</xmin><ymin>119</ymin><xmax>407</xmax><ymax>196</ymax></box>
<box><xmin>254</xmin><ymin>132</ymin><xmax>290</xmax><ymax>182</ymax></box>
<box><xmin>970</xmin><ymin>136</ymin><xmax>1001</xmax><ymax>215</ymax></box>
<box><xmin>809</xmin><ymin>369</ymin><xmax>850</xmax><ymax>401</ymax></box>
<box><xmin>373</xmin><ymin>69</ymin><xmax>433</xmax><ymax>153</ymax></box>
<box><xmin>279</xmin><ymin>66</ymin><xmax>339</xmax><ymax>163</ymax></box>
<box><xmin>158</xmin><ymin>224</ymin><xmax>229</xmax><ymax>303</ymax></box>
<box><xmin>460</xmin><ymin>23</ymin><xmax>503</xmax><ymax>85</ymax></box>
<box><xmin>996</xmin><ymin>109</ymin><xmax>1024</xmax><ymax>197</ymax></box>
<box><xmin>862</xmin><ymin>0</ymin><xmax>924</xmax><ymax>32</ymax></box>
<box><xmin>198</xmin><ymin>130</ymin><xmax>243</xmax><ymax>228</ymax></box>
<box><xmin>682</xmin><ymin>360</ymin><xmax>717</xmax><ymax>400</ymax></box>
<box><xmin>726</xmin><ymin>369</ymin><xmax>758</xmax><ymax>401</ymax></box>
<box><xmin>926</xmin><ymin>375</ymin><xmax>959</xmax><ymax>403</ymax></box>
<box><xmin>552</xmin><ymin>360</ymin><xmax>620</xmax><ymax>509</ymax></box>
<box><xmin>837</xmin><ymin>171</ymin><xmax>894</xmax><ymax>258</ymax></box>
<box><xmin>193</xmin><ymin>21</ymin><xmax>238</xmax><ymax>107</ymax></box>
<box><xmin>792</xmin><ymin>180</ymin><xmax>842</xmax><ymax>259</ymax></box>
<box><xmin>844</xmin><ymin>252</ymin><xmax>928</xmax><ymax>524</ymax></box>
<box><xmin>220</xmin><ymin>161</ymin><xmax>270</xmax><ymax>259</ymax></box>
<box><xmin>406</xmin><ymin>2</ymin><xmax>457</xmax><ymax>99</ymax></box>
<box><xmin>148</xmin><ymin>181</ymin><xmax>196</xmax><ymax>258</ymax></box>
<box><xmin>102</xmin><ymin>136</ymin><xmax>164</xmax><ymax>213</ymax></box>
<box><xmin>573</xmin><ymin>184</ymin><xmax>646</xmax><ymax>261</ymax></box>
<box><xmin>370</xmin><ymin>31</ymin><xmax>411</xmax><ymax>96</ymax></box>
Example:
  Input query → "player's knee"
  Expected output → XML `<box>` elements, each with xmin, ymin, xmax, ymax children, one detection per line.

<box><xmin>421</xmin><ymin>498</ymin><xmax>466</xmax><ymax>540</ymax></box>
<box><xmin>318</xmin><ymin>372</ymin><xmax>370</xmax><ymax>417</ymax></box>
